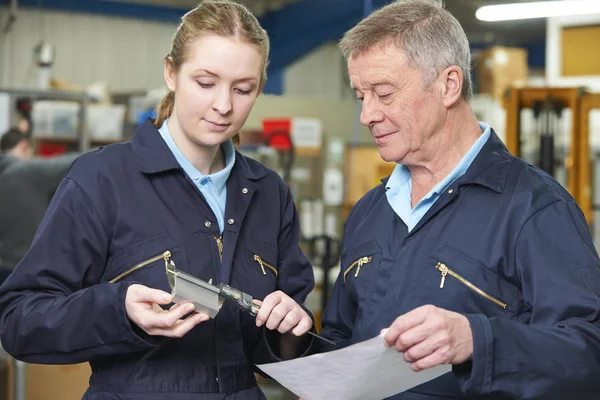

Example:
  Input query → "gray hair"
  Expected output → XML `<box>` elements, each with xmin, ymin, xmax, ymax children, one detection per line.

<box><xmin>339</xmin><ymin>0</ymin><xmax>473</xmax><ymax>101</ymax></box>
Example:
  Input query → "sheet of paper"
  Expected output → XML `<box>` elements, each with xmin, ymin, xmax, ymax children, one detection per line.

<box><xmin>257</xmin><ymin>334</ymin><xmax>451</xmax><ymax>400</ymax></box>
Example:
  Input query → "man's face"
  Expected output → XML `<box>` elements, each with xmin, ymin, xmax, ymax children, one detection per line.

<box><xmin>348</xmin><ymin>43</ymin><xmax>445</xmax><ymax>165</ymax></box>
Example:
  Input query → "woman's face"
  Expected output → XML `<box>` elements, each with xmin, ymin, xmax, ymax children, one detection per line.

<box><xmin>165</xmin><ymin>35</ymin><xmax>263</xmax><ymax>147</ymax></box>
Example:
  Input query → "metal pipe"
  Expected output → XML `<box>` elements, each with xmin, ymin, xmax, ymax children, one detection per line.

<box><xmin>13</xmin><ymin>358</ymin><xmax>27</xmax><ymax>400</ymax></box>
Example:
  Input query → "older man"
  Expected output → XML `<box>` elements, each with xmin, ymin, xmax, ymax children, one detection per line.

<box><xmin>318</xmin><ymin>0</ymin><xmax>600</xmax><ymax>398</ymax></box>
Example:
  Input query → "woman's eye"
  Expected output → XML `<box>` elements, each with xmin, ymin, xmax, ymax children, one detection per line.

<box><xmin>198</xmin><ymin>82</ymin><xmax>213</xmax><ymax>89</ymax></box>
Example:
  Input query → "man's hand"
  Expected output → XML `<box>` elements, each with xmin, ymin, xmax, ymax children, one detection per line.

<box><xmin>255</xmin><ymin>290</ymin><xmax>312</xmax><ymax>336</ymax></box>
<box><xmin>382</xmin><ymin>305</ymin><xmax>473</xmax><ymax>372</ymax></box>
<box><xmin>125</xmin><ymin>284</ymin><xmax>208</xmax><ymax>338</ymax></box>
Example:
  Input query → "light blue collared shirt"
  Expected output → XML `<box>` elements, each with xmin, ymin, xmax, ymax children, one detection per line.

<box><xmin>385</xmin><ymin>122</ymin><xmax>491</xmax><ymax>232</ymax></box>
<box><xmin>158</xmin><ymin>119</ymin><xmax>236</xmax><ymax>233</ymax></box>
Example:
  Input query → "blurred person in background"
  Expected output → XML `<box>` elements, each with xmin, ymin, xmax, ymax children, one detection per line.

<box><xmin>0</xmin><ymin>1</ymin><xmax>316</xmax><ymax>399</ymax></box>
<box><xmin>0</xmin><ymin>128</ymin><xmax>78</xmax><ymax>284</ymax></box>
<box><xmin>0</xmin><ymin>128</ymin><xmax>33</xmax><ymax>160</ymax></box>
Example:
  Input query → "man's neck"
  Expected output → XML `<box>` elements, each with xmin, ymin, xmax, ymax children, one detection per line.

<box><xmin>407</xmin><ymin>110</ymin><xmax>482</xmax><ymax>207</ymax></box>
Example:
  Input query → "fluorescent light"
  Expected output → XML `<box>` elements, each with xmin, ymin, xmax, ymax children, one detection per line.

<box><xmin>476</xmin><ymin>0</ymin><xmax>600</xmax><ymax>22</ymax></box>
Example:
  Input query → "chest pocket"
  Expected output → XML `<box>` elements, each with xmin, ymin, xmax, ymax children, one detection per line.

<box><xmin>422</xmin><ymin>245</ymin><xmax>519</xmax><ymax>317</ymax></box>
<box><xmin>342</xmin><ymin>240</ymin><xmax>383</xmax><ymax>335</ymax></box>
<box><xmin>103</xmin><ymin>233</ymin><xmax>188</xmax><ymax>294</ymax></box>
<box><xmin>241</xmin><ymin>240</ymin><xmax>278</xmax><ymax>301</ymax></box>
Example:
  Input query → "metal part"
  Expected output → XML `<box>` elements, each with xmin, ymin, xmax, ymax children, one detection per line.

<box><xmin>165</xmin><ymin>260</ymin><xmax>222</xmax><ymax>318</ymax></box>
<box><xmin>165</xmin><ymin>260</ymin><xmax>336</xmax><ymax>346</ymax></box>
<box><xmin>14</xmin><ymin>358</ymin><xmax>26</xmax><ymax>400</ymax></box>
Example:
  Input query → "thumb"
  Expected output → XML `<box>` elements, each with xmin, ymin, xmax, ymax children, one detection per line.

<box><xmin>137</xmin><ymin>286</ymin><xmax>173</xmax><ymax>304</ymax></box>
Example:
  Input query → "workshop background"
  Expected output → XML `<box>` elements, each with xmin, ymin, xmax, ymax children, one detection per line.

<box><xmin>1</xmin><ymin>0</ymin><xmax>600</xmax><ymax>399</ymax></box>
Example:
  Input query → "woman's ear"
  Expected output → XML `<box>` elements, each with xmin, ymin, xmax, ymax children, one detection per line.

<box><xmin>164</xmin><ymin>57</ymin><xmax>177</xmax><ymax>93</ymax></box>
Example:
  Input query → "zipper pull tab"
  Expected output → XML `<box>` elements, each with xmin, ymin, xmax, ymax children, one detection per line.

<box><xmin>437</xmin><ymin>263</ymin><xmax>448</xmax><ymax>288</ymax></box>
<box><xmin>254</xmin><ymin>255</ymin><xmax>266</xmax><ymax>275</ymax></box>
<box><xmin>163</xmin><ymin>250</ymin><xmax>172</xmax><ymax>270</ymax></box>
<box><xmin>215</xmin><ymin>237</ymin><xmax>223</xmax><ymax>261</ymax></box>
<box><xmin>355</xmin><ymin>257</ymin><xmax>367</xmax><ymax>278</ymax></box>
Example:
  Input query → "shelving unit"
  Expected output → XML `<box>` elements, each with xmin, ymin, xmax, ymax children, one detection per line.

<box><xmin>1</xmin><ymin>88</ymin><xmax>92</xmax><ymax>152</ymax></box>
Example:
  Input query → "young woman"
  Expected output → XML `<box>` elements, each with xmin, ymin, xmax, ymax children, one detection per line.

<box><xmin>0</xmin><ymin>2</ymin><xmax>315</xmax><ymax>399</ymax></box>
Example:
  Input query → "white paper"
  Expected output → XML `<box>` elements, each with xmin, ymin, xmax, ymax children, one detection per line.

<box><xmin>257</xmin><ymin>334</ymin><xmax>451</xmax><ymax>400</ymax></box>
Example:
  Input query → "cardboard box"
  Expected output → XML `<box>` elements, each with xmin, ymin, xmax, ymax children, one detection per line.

<box><xmin>7</xmin><ymin>359</ymin><xmax>91</xmax><ymax>400</ymax></box>
<box><xmin>476</xmin><ymin>46</ymin><xmax>529</xmax><ymax>102</ymax></box>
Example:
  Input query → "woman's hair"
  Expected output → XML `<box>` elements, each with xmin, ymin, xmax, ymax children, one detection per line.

<box><xmin>154</xmin><ymin>0</ymin><xmax>270</xmax><ymax>145</ymax></box>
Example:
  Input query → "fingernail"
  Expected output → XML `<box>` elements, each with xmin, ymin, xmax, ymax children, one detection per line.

<box><xmin>162</xmin><ymin>293</ymin><xmax>172</xmax><ymax>301</ymax></box>
<box><xmin>256</xmin><ymin>319</ymin><xmax>263</xmax><ymax>326</ymax></box>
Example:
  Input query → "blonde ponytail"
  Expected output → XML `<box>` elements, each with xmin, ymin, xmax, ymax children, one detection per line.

<box><xmin>154</xmin><ymin>91</ymin><xmax>175</xmax><ymax>128</ymax></box>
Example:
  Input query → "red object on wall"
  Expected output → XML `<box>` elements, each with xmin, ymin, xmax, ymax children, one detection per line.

<box><xmin>37</xmin><ymin>141</ymin><xmax>68</xmax><ymax>157</ymax></box>
<box><xmin>262</xmin><ymin>118</ymin><xmax>292</xmax><ymax>151</ymax></box>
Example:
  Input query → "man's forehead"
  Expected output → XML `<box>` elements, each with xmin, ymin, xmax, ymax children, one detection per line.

<box><xmin>347</xmin><ymin>44</ymin><xmax>409</xmax><ymax>89</ymax></box>
<box><xmin>349</xmin><ymin>74</ymin><xmax>396</xmax><ymax>90</ymax></box>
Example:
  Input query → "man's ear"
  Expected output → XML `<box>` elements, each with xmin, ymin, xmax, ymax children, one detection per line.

<box><xmin>440</xmin><ymin>65</ymin><xmax>463</xmax><ymax>107</ymax></box>
<box><xmin>164</xmin><ymin>57</ymin><xmax>177</xmax><ymax>93</ymax></box>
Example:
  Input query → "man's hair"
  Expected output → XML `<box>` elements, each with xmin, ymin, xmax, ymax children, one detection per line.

<box><xmin>0</xmin><ymin>128</ymin><xmax>28</xmax><ymax>152</ymax></box>
<box><xmin>339</xmin><ymin>0</ymin><xmax>473</xmax><ymax>101</ymax></box>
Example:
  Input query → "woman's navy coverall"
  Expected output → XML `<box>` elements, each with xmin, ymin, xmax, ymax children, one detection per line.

<box><xmin>0</xmin><ymin>120</ymin><xmax>315</xmax><ymax>399</ymax></box>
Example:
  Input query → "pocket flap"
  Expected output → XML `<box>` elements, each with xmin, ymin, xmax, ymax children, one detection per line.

<box><xmin>245</xmin><ymin>240</ymin><xmax>277</xmax><ymax>270</ymax></box>
<box><xmin>342</xmin><ymin>240</ymin><xmax>382</xmax><ymax>263</ymax></box>
<box><xmin>430</xmin><ymin>245</ymin><xmax>518</xmax><ymax>311</ymax></box>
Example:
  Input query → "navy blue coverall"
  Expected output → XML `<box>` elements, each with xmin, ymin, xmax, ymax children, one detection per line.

<box><xmin>0</xmin><ymin>120</ymin><xmax>315</xmax><ymax>399</ymax></box>
<box><xmin>319</xmin><ymin>131</ymin><xmax>600</xmax><ymax>399</ymax></box>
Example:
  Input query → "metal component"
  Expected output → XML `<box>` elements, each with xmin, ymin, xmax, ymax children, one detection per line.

<box><xmin>166</xmin><ymin>260</ymin><xmax>222</xmax><ymax>318</ymax></box>
<box><xmin>165</xmin><ymin>261</ymin><xmax>336</xmax><ymax>346</ymax></box>
<box><xmin>14</xmin><ymin>358</ymin><xmax>27</xmax><ymax>400</ymax></box>
<box><xmin>205</xmin><ymin>221</ymin><xmax>212</xmax><ymax>228</ymax></box>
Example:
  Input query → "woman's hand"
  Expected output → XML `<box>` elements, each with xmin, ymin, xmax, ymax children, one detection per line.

<box><xmin>254</xmin><ymin>290</ymin><xmax>312</xmax><ymax>336</ymax></box>
<box><xmin>125</xmin><ymin>284</ymin><xmax>208</xmax><ymax>337</ymax></box>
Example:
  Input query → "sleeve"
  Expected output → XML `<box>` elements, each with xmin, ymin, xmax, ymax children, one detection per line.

<box><xmin>0</xmin><ymin>177</ymin><xmax>157</xmax><ymax>365</ymax></box>
<box><xmin>252</xmin><ymin>182</ymin><xmax>316</xmax><ymax>366</ymax></box>
<box><xmin>455</xmin><ymin>200</ymin><xmax>600</xmax><ymax>398</ymax></box>
<box><xmin>17</xmin><ymin>154</ymin><xmax>79</xmax><ymax>198</ymax></box>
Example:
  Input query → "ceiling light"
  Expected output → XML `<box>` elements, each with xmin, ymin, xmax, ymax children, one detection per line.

<box><xmin>476</xmin><ymin>0</ymin><xmax>600</xmax><ymax>22</ymax></box>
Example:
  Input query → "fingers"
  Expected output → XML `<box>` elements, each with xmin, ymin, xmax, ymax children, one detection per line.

<box><xmin>277</xmin><ymin>307</ymin><xmax>302</xmax><ymax>333</ymax></box>
<box><xmin>265</xmin><ymin>302</ymin><xmax>292</xmax><ymax>331</ymax></box>
<box><xmin>291</xmin><ymin>315</ymin><xmax>313</xmax><ymax>336</ymax></box>
<box><xmin>150</xmin><ymin>313</ymin><xmax>210</xmax><ymax>338</ymax></box>
<box><xmin>383</xmin><ymin>305</ymin><xmax>432</xmax><ymax>347</ymax></box>
<box><xmin>131</xmin><ymin>284</ymin><xmax>173</xmax><ymax>305</ymax></box>
<box><xmin>393</xmin><ymin>324</ymin><xmax>429</xmax><ymax>353</ymax></box>
<box><xmin>401</xmin><ymin>331</ymin><xmax>440</xmax><ymax>363</ymax></box>
<box><xmin>408</xmin><ymin>348</ymin><xmax>448</xmax><ymax>372</ymax></box>
<box><xmin>255</xmin><ymin>292</ymin><xmax>282</xmax><ymax>327</ymax></box>
<box><xmin>257</xmin><ymin>291</ymin><xmax>313</xmax><ymax>335</ymax></box>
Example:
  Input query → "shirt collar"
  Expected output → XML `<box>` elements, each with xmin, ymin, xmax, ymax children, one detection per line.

<box><xmin>158</xmin><ymin>118</ymin><xmax>236</xmax><ymax>195</ymax></box>
<box><xmin>385</xmin><ymin>122</ymin><xmax>492</xmax><ymax>196</ymax></box>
